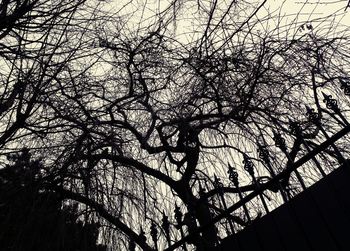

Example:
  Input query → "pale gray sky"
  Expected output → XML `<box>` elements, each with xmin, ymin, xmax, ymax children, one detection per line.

<box><xmin>102</xmin><ymin>0</ymin><xmax>350</xmax><ymax>42</ymax></box>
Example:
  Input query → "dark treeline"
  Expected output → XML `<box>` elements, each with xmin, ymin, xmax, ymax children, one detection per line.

<box><xmin>0</xmin><ymin>149</ymin><xmax>106</xmax><ymax>251</ymax></box>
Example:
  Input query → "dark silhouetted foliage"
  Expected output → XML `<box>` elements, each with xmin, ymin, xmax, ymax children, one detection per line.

<box><xmin>0</xmin><ymin>149</ymin><xmax>106</xmax><ymax>251</ymax></box>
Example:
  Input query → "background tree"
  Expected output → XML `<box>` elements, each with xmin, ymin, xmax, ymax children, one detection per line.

<box><xmin>0</xmin><ymin>148</ymin><xmax>107</xmax><ymax>251</ymax></box>
<box><xmin>0</xmin><ymin>1</ymin><xmax>108</xmax><ymax>250</ymax></box>
<box><xmin>0</xmin><ymin>0</ymin><xmax>95</xmax><ymax>149</ymax></box>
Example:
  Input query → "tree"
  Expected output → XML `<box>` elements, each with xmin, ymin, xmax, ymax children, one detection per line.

<box><xmin>1</xmin><ymin>1</ymin><xmax>350</xmax><ymax>251</ymax></box>
<box><xmin>0</xmin><ymin>0</ymin><xmax>93</xmax><ymax>149</ymax></box>
<box><xmin>0</xmin><ymin>149</ymin><xmax>106</xmax><ymax>251</ymax></box>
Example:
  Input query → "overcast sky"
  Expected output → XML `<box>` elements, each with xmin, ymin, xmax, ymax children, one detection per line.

<box><xmin>103</xmin><ymin>0</ymin><xmax>350</xmax><ymax>45</ymax></box>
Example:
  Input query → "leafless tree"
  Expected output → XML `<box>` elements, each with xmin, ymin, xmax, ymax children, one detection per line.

<box><xmin>2</xmin><ymin>1</ymin><xmax>350</xmax><ymax>251</ymax></box>
<box><xmin>0</xmin><ymin>0</ymin><xmax>98</xmax><ymax>150</ymax></box>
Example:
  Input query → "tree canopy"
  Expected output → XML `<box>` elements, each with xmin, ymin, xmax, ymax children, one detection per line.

<box><xmin>0</xmin><ymin>0</ymin><xmax>350</xmax><ymax>250</ymax></box>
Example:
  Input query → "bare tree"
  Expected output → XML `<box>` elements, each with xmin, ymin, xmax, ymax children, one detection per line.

<box><xmin>2</xmin><ymin>1</ymin><xmax>350</xmax><ymax>251</ymax></box>
<box><xmin>0</xmin><ymin>0</ymin><xmax>97</xmax><ymax>150</ymax></box>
